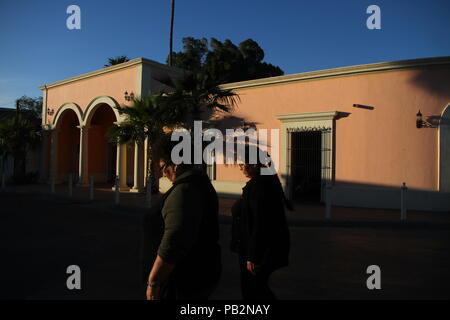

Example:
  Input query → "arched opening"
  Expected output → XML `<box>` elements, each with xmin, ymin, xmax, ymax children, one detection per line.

<box><xmin>56</xmin><ymin>109</ymin><xmax>80</xmax><ymax>183</ymax></box>
<box><xmin>87</xmin><ymin>103</ymin><xmax>120</xmax><ymax>185</ymax></box>
<box><xmin>440</xmin><ymin>104</ymin><xmax>450</xmax><ymax>192</ymax></box>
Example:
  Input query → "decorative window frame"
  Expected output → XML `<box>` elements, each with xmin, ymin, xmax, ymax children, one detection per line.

<box><xmin>276</xmin><ymin>111</ymin><xmax>338</xmax><ymax>200</ymax></box>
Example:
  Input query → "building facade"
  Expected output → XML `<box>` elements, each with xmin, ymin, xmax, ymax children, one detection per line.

<box><xmin>39</xmin><ymin>57</ymin><xmax>450</xmax><ymax>211</ymax></box>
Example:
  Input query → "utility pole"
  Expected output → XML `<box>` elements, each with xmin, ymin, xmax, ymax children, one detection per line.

<box><xmin>169</xmin><ymin>0</ymin><xmax>175</xmax><ymax>66</ymax></box>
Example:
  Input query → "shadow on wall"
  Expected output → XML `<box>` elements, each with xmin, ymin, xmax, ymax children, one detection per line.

<box><xmin>301</xmin><ymin>178</ymin><xmax>450</xmax><ymax>212</ymax></box>
<box><xmin>410</xmin><ymin>65</ymin><xmax>450</xmax><ymax>100</ymax></box>
<box><xmin>207</xmin><ymin>115</ymin><xmax>259</xmax><ymax>131</ymax></box>
<box><xmin>159</xmin><ymin>171</ymin><xmax>450</xmax><ymax>212</ymax></box>
<box><xmin>233</xmin><ymin>174</ymin><xmax>449</xmax><ymax>212</ymax></box>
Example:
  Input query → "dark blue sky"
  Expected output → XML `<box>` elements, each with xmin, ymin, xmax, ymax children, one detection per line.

<box><xmin>0</xmin><ymin>0</ymin><xmax>449</xmax><ymax>109</ymax></box>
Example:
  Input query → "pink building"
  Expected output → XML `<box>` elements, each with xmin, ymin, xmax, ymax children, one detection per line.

<box><xmin>39</xmin><ymin>57</ymin><xmax>450</xmax><ymax>211</ymax></box>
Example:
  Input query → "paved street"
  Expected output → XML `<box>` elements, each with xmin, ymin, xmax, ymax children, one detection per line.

<box><xmin>0</xmin><ymin>187</ymin><xmax>449</xmax><ymax>300</ymax></box>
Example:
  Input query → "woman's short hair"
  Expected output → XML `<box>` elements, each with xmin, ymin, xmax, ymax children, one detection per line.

<box><xmin>238</xmin><ymin>144</ymin><xmax>271</xmax><ymax>167</ymax></box>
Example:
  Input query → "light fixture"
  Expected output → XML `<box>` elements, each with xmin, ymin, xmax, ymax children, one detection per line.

<box><xmin>416</xmin><ymin>110</ymin><xmax>423</xmax><ymax>128</ymax></box>
<box><xmin>124</xmin><ymin>91</ymin><xmax>135</xmax><ymax>102</ymax></box>
<box><xmin>416</xmin><ymin>109</ymin><xmax>437</xmax><ymax>129</ymax></box>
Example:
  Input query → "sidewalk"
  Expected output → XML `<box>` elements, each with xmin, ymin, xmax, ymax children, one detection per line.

<box><xmin>2</xmin><ymin>182</ymin><xmax>449</xmax><ymax>226</ymax></box>
<box><xmin>1</xmin><ymin>185</ymin><xmax>449</xmax><ymax>299</ymax></box>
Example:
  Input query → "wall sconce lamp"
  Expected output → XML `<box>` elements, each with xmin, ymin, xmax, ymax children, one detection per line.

<box><xmin>416</xmin><ymin>110</ymin><xmax>436</xmax><ymax>128</ymax></box>
<box><xmin>416</xmin><ymin>110</ymin><xmax>423</xmax><ymax>128</ymax></box>
<box><xmin>47</xmin><ymin>108</ymin><xmax>55</xmax><ymax>116</ymax></box>
<box><xmin>124</xmin><ymin>91</ymin><xmax>135</xmax><ymax>102</ymax></box>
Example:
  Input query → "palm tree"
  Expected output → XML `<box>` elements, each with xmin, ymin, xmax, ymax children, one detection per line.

<box><xmin>108</xmin><ymin>93</ymin><xmax>185</xmax><ymax>193</ymax></box>
<box><xmin>159</xmin><ymin>72</ymin><xmax>239</xmax><ymax>131</ymax></box>
<box><xmin>105</xmin><ymin>56</ymin><xmax>130</xmax><ymax>67</ymax></box>
<box><xmin>169</xmin><ymin>0</ymin><xmax>175</xmax><ymax>66</ymax></box>
<box><xmin>0</xmin><ymin>113</ymin><xmax>41</xmax><ymax>183</ymax></box>
<box><xmin>109</xmin><ymin>72</ymin><xmax>238</xmax><ymax>193</ymax></box>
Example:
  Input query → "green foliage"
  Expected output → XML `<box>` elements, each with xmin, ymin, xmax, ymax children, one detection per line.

<box><xmin>16</xmin><ymin>96</ymin><xmax>43</xmax><ymax>121</ymax></box>
<box><xmin>0</xmin><ymin>96</ymin><xmax>42</xmax><ymax>181</ymax></box>
<box><xmin>108</xmin><ymin>73</ymin><xmax>238</xmax><ymax>193</ymax></box>
<box><xmin>169</xmin><ymin>37</ymin><xmax>284</xmax><ymax>84</ymax></box>
<box><xmin>108</xmin><ymin>93</ymin><xmax>187</xmax><ymax>193</ymax></box>
<box><xmin>0</xmin><ymin>96</ymin><xmax>42</xmax><ymax>156</ymax></box>
<box><xmin>171</xmin><ymin>37</ymin><xmax>209</xmax><ymax>73</ymax></box>
<box><xmin>105</xmin><ymin>56</ymin><xmax>130</xmax><ymax>67</ymax></box>
<box><xmin>0</xmin><ymin>115</ymin><xmax>41</xmax><ymax>154</ymax></box>
<box><xmin>109</xmin><ymin>73</ymin><xmax>239</xmax><ymax>144</ymax></box>
<box><xmin>108</xmin><ymin>93</ymin><xmax>185</xmax><ymax>145</ymax></box>
<box><xmin>156</xmin><ymin>72</ymin><xmax>239</xmax><ymax>130</ymax></box>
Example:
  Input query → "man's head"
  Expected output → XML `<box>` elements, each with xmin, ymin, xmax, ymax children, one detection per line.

<box><xmin>158</xmin><ymin>138</ymin><xmax>198</xmax><ymax>182</ymax></box>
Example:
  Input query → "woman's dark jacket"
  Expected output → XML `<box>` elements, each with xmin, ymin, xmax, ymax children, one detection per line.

<box><xmin>141</xmin><ymin>170</ymin><xmax>221</xmax><ymax>293</ymax></box>
<box><xmin>231</xmin><ymin>174</ymin><xmax>290</xmax><ymax>272</ymax></box>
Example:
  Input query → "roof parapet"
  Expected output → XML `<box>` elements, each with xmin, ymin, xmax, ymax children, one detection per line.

<box><xmin>39</xmin><ymin>57</ymin><xmax>185</xmax><ymax>90</ymax></box>
<box><xmin>220</xmin><ymin>56</ymin><xmax>450</xmax><ymax>90</ymax></box>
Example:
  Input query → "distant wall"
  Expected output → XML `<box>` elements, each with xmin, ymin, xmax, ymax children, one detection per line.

<box><xmin>215</xmin><ymin>65</ymin><xmax>450</xmax><ymax>193</ymax></box>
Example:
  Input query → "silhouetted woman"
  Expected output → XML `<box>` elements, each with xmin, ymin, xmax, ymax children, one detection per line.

<box><xmin>231</xmin><ymin>159</ymin><xmax>291</xmax><ymax>300</ymax></box>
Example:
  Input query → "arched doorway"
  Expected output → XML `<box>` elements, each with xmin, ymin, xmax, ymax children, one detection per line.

<box><xmin>440</xmin><ymin>104</ymin><xmax>450</xmax><ymax>192</ymax></box>
<box><xmin>55</xmin><ymin>109</ymin><xmax>80</xmax><ymax>183</ymax></box>
<box><xmin>86</xmin><ymin>103</ymin><xmax>118</xmax><ymax>185</ymax></box>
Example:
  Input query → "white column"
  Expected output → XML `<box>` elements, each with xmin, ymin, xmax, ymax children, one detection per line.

<box><xmin>113</xmin><ymin>142</ymin><xmax>128</xmax><ymax>190</ymax></box>
<box><xmin>77</xmin><ymin>125</ymin><xmax>89</xmax><ymax>186</ymax></box>
<box><xmin>143</xmin><ymin>137</ymin><xmax>148</xmax><ymax>188</ymax></box>
<box><xmin>131</xmin><ymin>141</ymin><xmax>144</xmax><ymax>193</ymax></box>
<box><xmin>39</xmin><ymin>128</ymin><xmax>51</xmax><ymax>183</ymax></box>
<box><xmin>49</xmin><ymin>129</ymin><xmax>59</xmax><ymax>184</ymax></box>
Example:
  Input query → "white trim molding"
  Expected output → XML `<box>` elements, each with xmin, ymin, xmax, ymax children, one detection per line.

<box><xmin>52</xmin><ymin>103</ymin><xmax>83</xmax><ymax>129</ymax></box>
<box><xmin>277</xmin><ymin>111</ymin><xmax>339</xmax><ymax>200</ymax></box>
<box><xmin>38</xmin><ymin>58</ymin><xmax>185</xmax><ymax>91</ymax></box>
<box><xmin>42</xmin><ymin>86</ymin><xmax>48</xmax><ymax>127</ymax></box>
<box><xmin>439</xmin><ymin>103</ymin><xmax>450</xmax><ymax>192</ymax></box>
<box><xmin>84</xmin><ymin>96</ymin><xmax>122</xmax><ymax>125</ymax></box>
<box><xmin>221</xmin><ymin>56</ymin><xmax>450</xmax><ymax>90</ymax></box>
<box><xmin>277</xmin><ymin>111</ymin><xmax>338</xmax><ymax>123</ymax></box>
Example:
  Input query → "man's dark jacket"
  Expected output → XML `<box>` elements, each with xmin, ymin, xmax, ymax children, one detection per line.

<box><xmin>141</xmin><ymin>170</ymin><xmax>221</xmax><ymax>297</ymax></box>
<box><xmin>231</xmin><ymin>174</ymin><xmax>290</xmax><ymax>272</ymax></box>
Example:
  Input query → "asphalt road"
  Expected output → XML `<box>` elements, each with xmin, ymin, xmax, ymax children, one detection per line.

<box><xmin>1</xmin><ymin>191</ymin><xmax>449</xmax><ymax>300</ymax></box>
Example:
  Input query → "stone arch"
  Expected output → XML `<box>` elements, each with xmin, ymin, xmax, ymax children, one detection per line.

<box><xmin>84</xmin><ymin>96</ymin><xmax>122</xmax><ymax>126</ymax></box>
<box><xmin>439</xmin><ymin>103</ymin><xmax>450</xmax><ymax>192</ymax></box>
<box><xmin>83</xmin><ymin>96</ymin><xmax>125</xmax><ymax>185</ymax></box>
<box><xmin>52</xmin><ymin>103</ymin><xmax>83</xmax><ymax>129</ymax></box>
<box><xmin>51</xmin><ymin>104</ymin><xmax>82</xmax><ymax>183</ymax></box>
